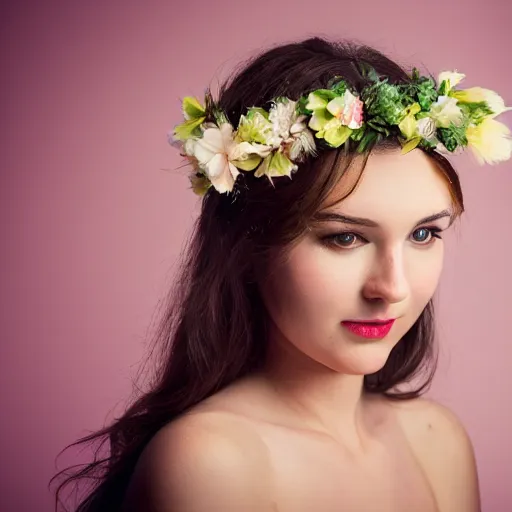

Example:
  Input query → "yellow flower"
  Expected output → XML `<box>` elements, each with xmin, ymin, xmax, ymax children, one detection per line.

<box><xmin>466</xmin><ymin>118</ymin><xmax>512</xmax><ymax>165</ymax></box>
<box><xmin>452</xmin><ymin>87</ymin><xmax>511</xmax><ymax>118</ymax></box>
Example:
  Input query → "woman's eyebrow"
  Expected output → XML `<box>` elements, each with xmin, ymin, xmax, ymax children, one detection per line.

<box><xmin>312</xmin><ymin>209</ymin><xmax>453</xmax><ymax>228</ymax></box>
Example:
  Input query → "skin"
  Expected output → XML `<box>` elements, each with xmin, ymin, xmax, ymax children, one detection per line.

<box><xmin>123</xmin><ymin>147</ymin><xmax>481</xmax><ymax>512</ymax></box>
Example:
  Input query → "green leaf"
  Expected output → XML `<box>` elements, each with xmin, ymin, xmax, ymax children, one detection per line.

<box><xmin>356</xmin><ymin>130</ymin><xmax>379</xmax><ymax>153</ymax></box>
<box><xmin>419</xmin><ymin>138</ymin><xmax>438</xmax><ymax>150</ymax></box>
<box><xmin>437</xmin><ymin>123</ymin><xmax>468</xmax><ymax>152</ymax></box>
<box><xmin>182</xmin><ymin>97</ymin><xmax>205</xmax><ymax>120</ymax></box>
<box><xmin>362</xmin><ymin>82</ymin><xmax>404</xmax><ymax>125</ymax></box>
<box><xmin>189</xmin><ymin>172</ymin><xmax>211</xmax><ymax>196</ymax></box>
<box><xmin>416</xmin><ymin>78</ymin><xmax>438</xmax><ymax>110</ymax></box>
<box><xmin>297</xmin><ymin>95</ymin><xmax>311</xmax><ymax>114</ymax></box>
<box><xmin>458</xmin><ymin>101</ymin><xmax>494</xmax><ymax>125</ymax></box>
<box><xmin>213</xmin><ymin>109</ymin><xmax>229</xmax><ymax>126</ymax></box>
<box><xmin>438</xmin><ymin>80</ymin><xmax>448</xmax><ymax>96</ymax></box>
<box><xmin>350</xmin><ymin>126</ymin><xmax>366</xmax><ymax>142</ymax></box>
<box><xmin>358</xmin><ymin>62</ymin><xmax>380</xmax><ymax>82</ymax></box>
<box><xmin>366</xmin><ymin>120</ymin><xmax>391</xmax><ymax>135</ymax></box>
<box><xmin>173</xmin><ymin>117</ymin><xmax>205</xmax><ymax>140</ymax></box>
<box><xmin>398</xmin><ymin>114</ymin><xmax>418</xmax><ymax>140</ymax></box>
<box><xmin>401</xmin><ymin>136</ymin><xmax>421</xmax><ymax>155</ymax></box>
<box><xmin>330</xmin><ymin>80</ymin><xmax>348</xmax><ymax>97</ymax></box>
<box><xmin>246</xmin><ymin>107</ymin><xmax>270</xmax><ymax>120</ymax></box>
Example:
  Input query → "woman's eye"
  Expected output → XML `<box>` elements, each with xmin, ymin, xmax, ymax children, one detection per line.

<box><xmin>411</xmin><ymin>227</ymin><xmax>443</xmax><ymax>244</ymax></box>
<box><xmin>322</xmin><ymin>232</ymin><xmax>365</xmax><ymax>249</ymax></box>
<box><xmin>321</xmin><ymin>228</ymin><xmax>443</xmax><ymax>249</ymax></box>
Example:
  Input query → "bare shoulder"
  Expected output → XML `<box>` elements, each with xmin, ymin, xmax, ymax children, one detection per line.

<box><xmin>125</xmin><ymin>410</ymin><xmax>276</xmax><ymax>512</ymax></box>
<box><xmin>389</xmin><ymin>396</ymin><xmax>481</xmax><ymax>512</ymax></box>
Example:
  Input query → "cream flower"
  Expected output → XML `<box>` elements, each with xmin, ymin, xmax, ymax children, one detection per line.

<box><xmin>438</xmin><ymin>71</ymin><xmax>466</xmax><ymax>91</ymax></box>
<box><xmin>269</xmin><ymin>100</ymin><xmax>297</xmax><ymax>142</ymax></box>
<box><xmin>452</xmin><ymin>87</ymin><xmax>512</xmax><ymax>118</ymax></box>
<box><xmin>466</xmin><ymin>118</ymin><xmax>512</xmax><ymax>164</ymax></box>
<box><xmin>263</xmin><ymin>99</ymin><xmax>316</xmax><ymax>161</ymax></box>
<box><xmin>188</xmin><ymin>123</ymin><xmax>267</xmax><ymax>193</ymax></box>
<box><xmin>267</xmin><ymin>100</ymin><xmax>315</xmax><ymax>151</ymax></box>
<box><xmin>429</xmin><ymin>96</ymin><xmax>464</xmax><ymax>128</ymax></box>
<box><xmin>417</xmin><ymin>117</ymin><xmax>437</xmax><ymax>139</ymax></box>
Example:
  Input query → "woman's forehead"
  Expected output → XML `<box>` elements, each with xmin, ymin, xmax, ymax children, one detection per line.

<box><xmin>323</xmin><ymin>149</ymin><xmax>454</xmax><ymax>223</ymax></box>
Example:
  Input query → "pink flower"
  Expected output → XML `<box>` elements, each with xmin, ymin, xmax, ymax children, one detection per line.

<box><xmin>326</xmin><ymin>90</ymin><xmax>364</xmax><ymax>130</ymax></box>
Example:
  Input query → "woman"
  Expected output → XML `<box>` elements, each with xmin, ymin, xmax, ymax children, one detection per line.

<box><xmin>52</xmin><ymin>37</ymin><xmax>511</xmax><ymax>511</ymax></box>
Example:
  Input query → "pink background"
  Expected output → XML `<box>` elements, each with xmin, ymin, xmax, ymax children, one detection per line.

<box><xmin>1</xmin><ymin>1</ymin><xmax>511</xmax><ymax>510</ymax></box>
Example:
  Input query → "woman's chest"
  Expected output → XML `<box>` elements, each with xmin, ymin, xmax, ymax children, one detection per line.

<box><xmin>258</xmin><ymin>426</ymin><xmax>439</xmax><ymax>512</ymax></box>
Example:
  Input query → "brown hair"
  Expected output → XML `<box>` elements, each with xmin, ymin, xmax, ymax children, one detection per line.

<box><xmin>50</xmin><ymin>36</ymin><xmax>464</xmax><ymax>511</ymax></box>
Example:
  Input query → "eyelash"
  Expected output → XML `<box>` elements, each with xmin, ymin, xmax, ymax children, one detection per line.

<box><xmin>321</xmin><ymin>227</ymin><xmax>444</xmax><ymax>250</ymax></box>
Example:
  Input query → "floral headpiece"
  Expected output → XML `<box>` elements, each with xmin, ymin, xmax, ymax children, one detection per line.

<box><xmin>170</xmin><ymin>66</ymin><xmax>512</xmax><ymax>196</ymax></box>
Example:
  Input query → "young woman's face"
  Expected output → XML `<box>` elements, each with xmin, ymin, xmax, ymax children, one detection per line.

<box><xmin>260</xmin><ymin>148</ymin><xmax>455</xmax><ymax>375</ymax></box>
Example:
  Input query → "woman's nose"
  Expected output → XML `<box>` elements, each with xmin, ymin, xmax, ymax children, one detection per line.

<box><xmin>362</xmin><ymin>249</ymin><xmax>409</xmax><ymax>305</ymax></box>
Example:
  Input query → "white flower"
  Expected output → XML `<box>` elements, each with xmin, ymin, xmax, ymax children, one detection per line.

<box><xmin>438</xmin><ymin>71</ymin><xmax>466</xmax><ymax>91</ymax></box>
<box><xmin>189</xmin><ymin>123</ymin><xmax>267</xmax><ymax>193</ymax></box>
<box><xmin>267</xmin><ymin>100</ymin><xmax>316</xmax><ymax>158</ymax></box>
<box><xmin>452</xmin><ymin>87</ymin><xmax>512</xmax><ymax>118</ymax></box>
<box><xmin>429</xmin><ymin>96</ymin><xmax>464</xmax><ymax>128</ymax></box>
<box><xmin>417</xmin><ymin>117</ymin><xmax>436</xmax><ymax>139</ymax></box>
<box><xmin>269</xmin><ymin>100</ymin><xmax>298</xmax><ymax>142</ymax></box>
<box><xmin>289</xmin><ymin>130</ymin><xmax>317</xmax><ymax>160</ymax></box>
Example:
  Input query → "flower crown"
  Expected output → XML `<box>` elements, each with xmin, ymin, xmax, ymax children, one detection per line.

<box><xmin>171</xmin><ymin>66</ymin><xmax>511</xmax><ymax>196</ymax></box>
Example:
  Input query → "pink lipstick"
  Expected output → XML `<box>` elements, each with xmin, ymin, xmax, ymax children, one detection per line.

<box><xmin>341</xmin><ymin>319</ymin><xmax>395</xmax><ymax>339</ymax></box>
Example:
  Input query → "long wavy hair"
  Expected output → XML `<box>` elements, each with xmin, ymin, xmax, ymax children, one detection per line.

<box><xmin>50</xmin><ymin>36</ymin><xmax>464</xmax><ymax>511</ymax></box>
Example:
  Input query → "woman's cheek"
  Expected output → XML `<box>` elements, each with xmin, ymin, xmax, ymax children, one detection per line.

<box><xmin>408</xmin><ymin>245</ymin><xmax>445</xmax><ymax>302</ymax></box>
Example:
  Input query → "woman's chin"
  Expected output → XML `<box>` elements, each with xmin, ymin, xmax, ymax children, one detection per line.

<box><xmin>328</xmin><ymin>346</ymin><xmax>395</xmax><ymax>376</ymax></box>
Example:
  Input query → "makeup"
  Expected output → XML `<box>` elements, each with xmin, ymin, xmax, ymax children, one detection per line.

<box><xmin>341</xmin><ymin>319</ymin><xmax>395</xmax><ymax>339</ymax></box>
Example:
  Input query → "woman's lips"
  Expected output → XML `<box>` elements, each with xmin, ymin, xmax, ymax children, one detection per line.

<box><xmin>341</xmin><ymin>319</ymin><xmax>395</xmax><ymax>339</ymax></box>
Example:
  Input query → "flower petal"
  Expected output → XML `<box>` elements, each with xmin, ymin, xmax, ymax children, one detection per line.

<box><xmin>326</xmin><ymin>97</ymin><xmax>345</xmax><ymax>117</ymax></box>
<box><xmin>430</xmin><ymin>96</ymin><xmax>464</xmax><ymax>128</ymax></box>
<box><xmin>401</xmin><ymin>137</ymin><xmax>421</xmax><ymax>155</ymax></box>
<box><xmin>466</xmin><ymin>118</ymin><xmax>512</xmax><ymax>164</ymax></box>
<box><xmin>200</xmin><ymin>127</ymin><xmax>226</xmax><ymax>153</ymax></box>
<box><xmin>398</xmin><ymin>114</ymin><xmax>418</xmax><ymax>140</ymax></box>
<box><xmin>208</xmin><ymin>158</ymin><xmax>237</xmax><ymax>193</ymax></box>
<box><xmin>232</xmin><ymin>154</ymin><xmax>262</xmax><ymax>171</ymax></box>
<box><xmin>254</xmin><ymin>153</ymin><xmax>296</xmax><ymax>178</ymax></box>
<box><xmin>305</xmin><ymin>92</ymin><xmax>328</xmax><ymax>111</ymax></box>
<box><xmin>324</xmin><ymin>125</ymin><xmax>352</xmax><ymax>147</ymax></box>
<box><xmin>453</xmin><ymin>87</ymin><xmax>512</xmax><ymax>118</ymax></box>
<box><xmin>309</xmin><ymin>110</ymin><xmax>332</xmax><ymax>132</ymax></box>
<box><xmin>173</xmin><ymin>117</ymin><xmax>205</xmax><ymax>141</ymax></box>
<box><xmin>205</xmin><ymin>152</ymin><xmax>228</xmax><ymax>178</ymax></box>
<box><xmin>438</xmin><ymin>71</ymin><xmax>466</xmax><ymax>91</ymax></box>
<box><xmin>193</xmin><ymin>140</ymin><xmax>216</xmax><ymax>166</ymax></box>
<box><xmin>182</xmin><ymin>97</ymin><xmax>206</xmax><ymax>120</ymax></box>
